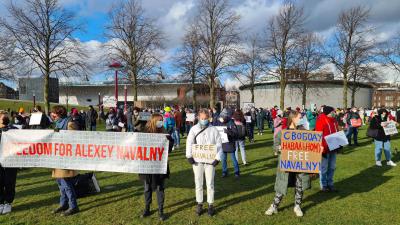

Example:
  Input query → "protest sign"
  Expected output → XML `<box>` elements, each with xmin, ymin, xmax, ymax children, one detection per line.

<box><xmin>383</xmin><ymin>121</ymin><xmax>398</xmax><ymax>136</ymax></box>
<box><xmin>186</xmin><ymin>113</ymin><xmax>195</xmax><ymax>122</ymax></box>
<box><xmin>366</xmin><ymin>110</ymin><xmax>372</xmax><ymax>117</ymax></box>
<box><xmin>191</xmin><ymin>144</ymin><xmax>217</xmax><ymax>164</ymax></box>
<box><xmin>391</xmin><ymin>111</ymin><xmax>396</xmax><ymax>117</ymax></box>
<box><xmin>29</xmin><ymin>113</ymin><xmax>42</xmax><ymax>125</ymax></box>
<box><xmin>245</xmin><ymin>116</ymin><xmax>252</xmax><ymax>123</ymax></box>
<box><xmin>102</xmin><ymin>96</ymin><xmax>117</xmax><ymax>107</ymax></box>
<box><xmin>0</xmin><ymin>129</ymin><xmax>169</xmax><ymax>174</ymax></box>
<box><xmin>279</xmin><ymin>129</ymin><xmax>323</xmax><ymax>173</ymax></box>
<box><xmin>214</xmin><ymin>126</ymin><xmax>229</xmax><ymax>143</ymax></box>
<box><xmin>138</xmin><ymin>112</ymin><xmax>152</xmax><ymax>121</ymax></box>
<box><xmin>243</xmin><ymin>102</ymin><xmax>255</xmax><ymax>112</ymax></box>
<box><xmin>324</xmin><ymin>131</ymin><xmax>348</xmax><ymax>151</ymax></box>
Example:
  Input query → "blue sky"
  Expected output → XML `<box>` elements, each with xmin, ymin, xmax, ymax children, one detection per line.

<box><xmin>2</xmin><ymin>0</ymin><xmax>400</xmax><ymax>89</ymax></box>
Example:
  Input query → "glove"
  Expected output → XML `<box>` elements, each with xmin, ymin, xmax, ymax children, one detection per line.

<box><xmin>187</xmin><ymin>157</ymin><xmax>195</xmax><ymax>165</ymax></box>
<box><xmin>54</xmin><ymin>128</ymin><xmax>60</xmax><ymax>132</ymax></box>
<box><xmin>211</xmin><ymin>160</ymin><xmax>219</xmax><ymax>167</ymax></box>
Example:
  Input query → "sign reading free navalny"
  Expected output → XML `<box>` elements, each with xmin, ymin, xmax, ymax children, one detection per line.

<box><xmin>0</xmin><ymin>129</ymin><xmax>169</xmax><ymax>174</ymax></box>
<box><xmin>279</xmin><ymin>130</ymin><xmax>323</xmax><ymax>173</ymax></box>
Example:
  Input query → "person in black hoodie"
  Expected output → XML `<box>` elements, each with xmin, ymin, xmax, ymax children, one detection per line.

<box><xmin>369</xmin><ymin>108</ymin><xmax>397</xmax><ymax>167</ymax></box>
<box><xmin>139</xmin><ymin>113</ymin><xmax>174</xmax><ymax>221</ymax></box>
<box><xmin>0</xmin><ymin>110</ymin><xmax>17</xmax><ymax>215</ymax></box>
<box><xmin>216</xmin><ymin>108</ymin><xmax>240</xmax><ymax>178</ymax></box>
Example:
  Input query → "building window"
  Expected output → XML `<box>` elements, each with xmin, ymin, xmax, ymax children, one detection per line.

<box><xmin>86</xmin><ymin>99</ymin><xmax>92</xmax><ymax>102</ymax></box>
<box><xmin>385</xmin><ymin>96</ymin><xmax>394</xmax><ymax>101</ymax></box>
<box><xmin>20</xmin><ymin>83</ymin><xmax>26</xmax><ymax>94</ymax></box>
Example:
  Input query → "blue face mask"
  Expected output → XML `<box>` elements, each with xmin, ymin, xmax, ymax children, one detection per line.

<box><xmin>199</xmin><ymin>119</ymin><xmax>209</xmax><ymax>126</ymax></box>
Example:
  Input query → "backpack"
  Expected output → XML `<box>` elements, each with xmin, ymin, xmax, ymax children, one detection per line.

<box><xmin>235</xmin><ymin>124</ymin><xmax>246</xmax><ymax>139</ymax></box>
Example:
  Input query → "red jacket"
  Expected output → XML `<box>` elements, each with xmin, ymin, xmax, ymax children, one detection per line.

<box><xmin>271</xmin><ymin>108</ymin><xmax>277</xmax><ymax>119</ymax></box>
<box><xmin>315</xmin><ymin>113</ymin><xmax>339</xmax><ymax>154</ymax></box>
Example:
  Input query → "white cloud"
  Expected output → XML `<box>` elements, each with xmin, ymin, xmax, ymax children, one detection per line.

<box><xmin>224</xmin><ymin>77</ymin><xmax>242</xmax><ymax>90</ymax></box>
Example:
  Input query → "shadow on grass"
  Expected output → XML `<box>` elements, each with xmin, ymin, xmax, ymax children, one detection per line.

<box><xmin>301</xmin><ymin>163</ymin><xmax>395</xmax><ymax>214</ymax></box>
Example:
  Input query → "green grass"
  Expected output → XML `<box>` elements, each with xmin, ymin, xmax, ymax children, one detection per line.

<box><xmin>0</xmin><ymin>98</ymin><xmax>88</xmax><ymax>112</ymax></box>
<box><xmin>0</xmin><ymin>126</ymin><xmax>399</xmax><ymax>225</ymax></box>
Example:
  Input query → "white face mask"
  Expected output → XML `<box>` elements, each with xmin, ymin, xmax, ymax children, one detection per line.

<box><xmin>219</xmin><ymin>117</ymin><xmax>225</xmax><ymax>123</ymax></box>
<box><xmin>156</xmin><ymin>121</ymin><xmax>163</xmax><ymax>128</ymax></box>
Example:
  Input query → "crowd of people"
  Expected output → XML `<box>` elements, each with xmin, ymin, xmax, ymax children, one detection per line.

<box><xmin>0</xmin><ymin>103</ymin><xmax>398</xmax><ymax>220</ymax></box>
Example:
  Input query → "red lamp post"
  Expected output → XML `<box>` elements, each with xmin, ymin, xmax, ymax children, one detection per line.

<box><xmin>108</xmin><ymin>61</ymin><xmax>124</xmax><ymax>109</ymax></box>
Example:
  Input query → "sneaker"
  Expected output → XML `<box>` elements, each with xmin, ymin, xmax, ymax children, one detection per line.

<box><xmin>196</xmin><ymin>204</ymin><xmax>203</xmax><ymax>216</ymax></box>
<box><xmin>61</xmin><ymin>208</ymin><xmax>79</xmax><ymax>216</ymax></box>
<box><xmin>376</xmin><ymin>161</ymin><xmax>382</xmax><ymax>167</ymax></box>
<box><xmin>0</xmin><ymin>204</ymin><xmax>4</xmax><ymax>214</ymax></box>
<box><xmin>52</xmin><ymin>205</ymin><xmax>68</xmax><ymax>214</ymax></box>
<box><xmin>387</xmin><ymin>161</ymin><xmax>397</xmax><ymax>167</ymax></box>
<box><xmin>265</xmin><ymin>204</ymin><xmax>277</xmax><ymax>216</ymax></box>
<box><xmin>274</xmin><ymin>152</ymin><xmax>278</xmax><ymax>156</ymax></box>
<box><xmin>294</xmin><ymin>205</ymin><xmax>303</xmax><ymax>217</ymax></box>
<box><xmin>141</xmin><ymin>209</ymin><xmax>151</xmax><ymax>218</ymax></box>
<box><xmin>221</xmin><ymin>173</ymin><xmax>228</xmax><ymax>178</ymax></box>
<box><xmin>208</xmin><ymin>204</ymin><xmax>215</xmax><ymax>217</ymax></box>
<box><xmin>159</xmin><ymin>212</ymin><xmax>167</xmax><ymax>221</ymax></box>
<box><xmin>2</xmin><ymin>204</ymin><xmax>12</xmax><ymax>214</ymax></box>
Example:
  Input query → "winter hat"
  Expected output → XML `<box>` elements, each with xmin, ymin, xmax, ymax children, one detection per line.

<box><xmin>323</xmin><ymin>106</ymin><xmax>335</xmax><ymax>115</ymax></box>
<box><xmin>164</xmin><ymin>106</ymin><xmax>171</xmax><ymax>112</ymax></box>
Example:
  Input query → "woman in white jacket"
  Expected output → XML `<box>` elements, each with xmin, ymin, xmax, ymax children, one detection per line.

<box><xmin>186</xmin><ymin>108</ymin><xmax>223</xmax><ymax>217</ymax></box>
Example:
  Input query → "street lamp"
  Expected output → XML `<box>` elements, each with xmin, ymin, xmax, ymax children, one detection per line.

<box><xmin>108</xmin><ymin>60</ymin><xmax>124</xmax><ymax>109</ymax></box>
<box><xmin>98</xmin><ymin>92</ymin><xmax>101</xmax><ymax>110</ymax></box>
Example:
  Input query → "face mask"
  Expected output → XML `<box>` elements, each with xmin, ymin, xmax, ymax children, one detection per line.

<box><xmin>199</xmin><ymin>119</ymin><xmax>209</xmax><ymax>127</ymax></box>
<box><xmin>156</xmin><ymin>121</ymin><xmax>163</xmax><ymax>128</ymax></box>
<box><xmin>219</xmin><ymin>117</ymin><xmax>224</xmax><ymax>123</ymax></box>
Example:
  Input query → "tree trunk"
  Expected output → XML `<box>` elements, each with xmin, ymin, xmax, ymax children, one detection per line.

<box><xmin>192</xmin><ymin>72</ymin><xmax>197</xmax><ymax>111</ymax></box>
<box><xmin>133</xmin><ymin>73</ymin><xmax>138</xmax><ymax>101</ymax></box>
<box><xmin>342</xmin><ymin>71</ymin><xmax>348</xmax><ymax>109</ymax></box>
<box><xmin>302</xmin><ymin>82</ymin><xmax>307</xmax><ymax>106</ymax></box>
<box><xmin>209</xmin><ymin>77</ymin><xmax>215</xmax><ymax>109</ymax></box>
<box><xmin>280</xmin><ymin>78</ymin><xmax>285</xmax><ymax>109</ymax></box>
<box><xmin>351</xmin><ymin>86</ymin><xmax>356</xmax><ymax>107</ymax></box>
<box><xmin>250</xmin><ymin>86</ymin><xmax>255</xmax><ymax>103</ymax></box>
<box><xmin>44</xmin><ymin>73</ymin><xmax>50</xmax><ymax>115</ymax></box>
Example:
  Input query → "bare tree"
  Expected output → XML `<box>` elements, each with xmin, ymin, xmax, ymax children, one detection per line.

<box><xmin>327</xmin><ymin>6</ymin><xmax>371</xmax><ymax>108</ymax></box>
<box><xmin>175</xmin><ymin>24</ymin><xmax>204</xmax><ymax>110</ymax></box>
<box><xmin>105</xmin><ymin>0</ymin><xmax>164</xmax><ymax>101</ymax></box>
<box><xmin>380</xmin><ymin>31</ymin><xmax>400</xmax><ymax>78</ymax></box>
<box><xmin>196</xmin><ymin>0</ymin><xmax>240</xmax><ymax>108</ymax></box>
<box><xmin>348</xmin><ymin>44</ymin><xmax>378</xmax><ymax>107</ymax></box>
<box><xmin>293</xmin><ymin>33</ymin><xmax>324</xmax><ymax>106</ymax></box>
<box><xmin>232</xmin><ymin>34</ymin><xmax>264</xmax><ymax>103</ymax></box>
<box><xmin>265</xmin><ymin>1</ymin><xmax>305</xmax><ymax>109</ymax></box>
<box><xmin>0</xmin><ymin>32</ymin><xmax>19</xmax><ymax>80</ymax></box>
<box><xmin>0</xmin><ymin>0</ymin><xmax>88</xmax><ymax>114</ymax></box>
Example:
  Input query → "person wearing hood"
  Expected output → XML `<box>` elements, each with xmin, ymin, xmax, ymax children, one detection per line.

<box><xmin>244</xmin><ymin>107</ymin><xmax>257</xmax><ymax>143</ymax></box>
<box><xmin>216</xmin><ymin>108</ymin><xmax>240</xmax><ymax>178</ymax></box>
<box><xmin>315</xmin><ymin>106</ymin><xmax>340</xmax><ymax>192</ymax></box>
<box><xmin>273</xmin><ymin>109</ymin><xmax>283</xmax><ymax>156</ymax></box>
<box><xmin>265</xmin><ymin>110</ymin><xmax>311</xmax><ymax>217</ymax></box>
<box><xmin>0</xmin><ymin>111</ymin><xmax>18</xmax><ymax>215</ymax></box>
<box><xmin>369</xmin><ymin>108</ymin><xmax>397</xmax><ymax>167</ymax></box>
<box><xmin>186</xmin><ymin>109</ymin><xmax>222</xmax><ymax>217</ymax></box>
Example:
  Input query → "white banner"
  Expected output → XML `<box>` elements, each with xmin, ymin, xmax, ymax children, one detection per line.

<box><xmin>0</xmin><ymin>130</ymin><xmax>169</xmax><ymax>174</ymax></box>
<box><xmin>214</xmin><ymin>126</ymin><xmax>229</xmax><ymax>143</ymax></box>
<box><xmin>192</xmin><ymin>144</ymin><xmax>217</xmax><ymax>164</ymax></box>
<box><xmin>186</xmin><ymin>113</ymin><xmax>195</xmax><ymax>122</ymax></box>
<box><xmin>324</xmin><ymin>131</ymin><xmax>348</xmax><ymax>151</ymax></box>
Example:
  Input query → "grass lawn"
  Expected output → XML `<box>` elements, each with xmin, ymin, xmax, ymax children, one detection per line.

<box><xmin>0</xmin><ymin>98</ymin><xmax>88</xmax><ymax>112</ymax></box>
<box><xmin>0</xmin><ymin>126</ymin><xmax>399</xmax><ymax>225</ymax></box>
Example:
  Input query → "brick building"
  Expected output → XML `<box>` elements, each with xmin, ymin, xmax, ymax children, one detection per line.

<box><xmin>372</xmin><ymin>86</ymin><xmax>400</xmax><ymax>108</ymax></box>
<box><xmin>0</xmin><ymin>82</ymin><xmax>18</xmax><ymax>99</ymax></box>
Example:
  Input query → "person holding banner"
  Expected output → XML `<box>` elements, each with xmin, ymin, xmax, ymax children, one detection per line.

<box><xmin>369</xmin><ymin>109</ymin><xmax>397</xmax><ymax>167</ymax></box>
<box><xmin>186</xmin><ymin>109</ymin><xmax>222</xmax><ymax>217</ymax></box>
<box><xmin>139</xmin><ymin>113</ymin><xmax>174</xmax><ymax>221</ymax></box>
<box><xmin>315</xmin><ymin>106</ymin><xmax>340</xmax><ymax>192</ymax></box>
<box><xmin>0</xmin><ymin>111</ymin><xmax>18</xmax><ymax>215</ymax></box>
<box><xmin>50</xmin><ymin>106</ymin><xmax>80</xmax><ymax>216</ymax></box>
<box><xmin>216</xmin><ymin>108</ymin><xmax>240</xmax><ymax>178</ymax></box>
<box><xmin>265</xmin><ymin>110</ymin><xmax>311</xmax><ymax>217</ymax></box>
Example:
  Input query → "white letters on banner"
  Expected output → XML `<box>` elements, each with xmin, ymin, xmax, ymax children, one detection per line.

<box><xmin>214</xmin><ymin>126</ymin><xmax>229</xmax><ymax>143</ymax></box>
<box><xmin>383</xmin><ymin>122</ymin><xmax>398</xmax><ymax>136</ymax></box>
<box><xmin>192</xmin><ymin>144</ymin><xmax>217</xmax><ymax>164</ymax></box>
<box><xmin>0</xmin><ymin>130</ymin><xmax>169</xmax><ymax>174</ymax></box>
<box><xmin>324</xmin><ymin>131</ymin><xmax>349</xmax><ymax>151</ymax></box>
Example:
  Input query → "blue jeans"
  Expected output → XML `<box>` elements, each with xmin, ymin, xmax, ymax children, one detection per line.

<box><xmin>221</xmin><ymin>152</ymin><xmax>240</xmax><ymax>175</ymax></box>
<box><xmin>346</xmin><ymin>126</ymin><xmax>358</xmax><ymax>145</ymax></box>
<box><xmin>57</xmin><ymin>178</ymin><xmax>78</xmax><ymax>209</ymax></box>
<box><xmin>171</xmin><ymin>128</ymin><xmax>180</xmax><ymax>146</ymax></box>
<box><xmin>374</xmin><ymin>140</ymin><xmax>391</xmax><ymax>161</ymax></box>
<box><xmin>89</xmin><ymin>125</ymin><xmax>96</xmax><ymax>131</ymax></box>
<box><xmin>127</xmin><ymin>124</ymin><xmax>134</xmax><ymax>132</ymax></box>
<box><xmin>319</xmin><ymin>153</ymin><xmax>337</xmax><ymax>188</ymax></box>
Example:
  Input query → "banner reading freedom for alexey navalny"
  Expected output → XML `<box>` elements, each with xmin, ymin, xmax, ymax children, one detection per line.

<box><xmin>280</xmin><ymin>129</ymin><xmax>323</xmax><ymax>173</ymax></box>
<box><xmin>0</xmin><ymin>129</ymin><xmax>169</xmax><ymax>174</ymax></box>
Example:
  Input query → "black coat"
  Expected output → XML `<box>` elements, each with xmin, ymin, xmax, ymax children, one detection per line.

<box><xmin>216</xmin><ymin>120</ymin><xmax>240</xmax><ymax>153</ymax></box>
<box><xmin>369</xmin><ymin>115</ymin><xmax>390</xmax><ymax>142</ymax></box>
<box><xmin>139</xmin><ymin>132</ymin><xmax>174</xmax><ymax>190</ymax></box>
